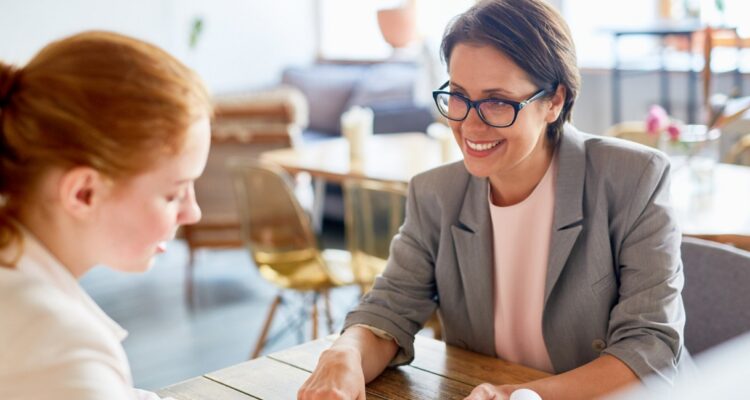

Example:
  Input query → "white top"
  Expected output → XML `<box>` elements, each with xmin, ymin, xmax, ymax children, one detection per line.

<box><xmin>0</xmin><ymin>227</ymin><xmax>165</xmax><ymax>400</ymax></box>
<box><xmin>489</xmin><ymin>155</ymin><xmax>557</xmax><ymax>373</ymax></box>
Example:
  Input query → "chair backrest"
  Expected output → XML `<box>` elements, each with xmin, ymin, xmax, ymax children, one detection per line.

<box><xmin>228</xmin><ymin>159</ymin><xmax>324</xmax><ymax>282</ymax></box>
<box><xmin>343</xmin><ymin>179</ymin><xmax>408</xmax><ymax>289</ymax></box>
<box><xmin>724</xmin><ymin>133</ymin><xmax>750</xmax><ymax>166</ymax></box>
<box><xmin>604</xmin><ymin>121</ymin><xmax>660</xmax><ymax>148</ymax></box>
<box><xmin>682</xmin><ymin>236</ymin><xmax>750</xmax><ymax>354</ymax></box>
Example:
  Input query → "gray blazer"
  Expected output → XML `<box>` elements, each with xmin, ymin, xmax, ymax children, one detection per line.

<box><xmin>343</xmin><ymin>125</ymin><xmax>688</xmax><ymax>385</ymax></box>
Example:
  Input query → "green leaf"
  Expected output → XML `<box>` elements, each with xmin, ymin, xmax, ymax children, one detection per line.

<box><xmin>189</xmin><ymin>17</ymin><xmax>204</xmax><ymax>50</ymax></box>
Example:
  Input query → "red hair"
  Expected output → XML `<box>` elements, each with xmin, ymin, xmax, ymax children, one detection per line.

<box><xmin>0</xmin><ymin>30</ymin><xmax>212</xmax><ymax>266</ymax></box>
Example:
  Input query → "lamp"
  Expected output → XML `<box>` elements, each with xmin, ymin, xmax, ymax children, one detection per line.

<box><xmin>376</xmin><ymin>0</ymin><xmax>417</xmax><ymax>49</ymax></box>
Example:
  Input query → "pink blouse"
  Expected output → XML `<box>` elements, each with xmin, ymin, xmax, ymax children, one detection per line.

<box><xmin>488</xmin><ymin>156</ymin><xmax>557</xmax><ymax>373</ymax></box>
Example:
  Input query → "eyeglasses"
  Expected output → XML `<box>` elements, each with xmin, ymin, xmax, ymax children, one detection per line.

<box><xmin>432</xmin><ymin>81</ymin><xmax>549</xmax><ymax>128</ymax></box>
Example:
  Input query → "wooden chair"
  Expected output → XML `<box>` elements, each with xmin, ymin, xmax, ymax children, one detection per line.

<box><xmin>229</xmin><ymin>159</ymin><xmax>355</xmax><ymax>359</ymax></box>
<box><xmin>700</xmin><ymin>26</ymin><xmax>749</xmax><ymax>115</ymax></box>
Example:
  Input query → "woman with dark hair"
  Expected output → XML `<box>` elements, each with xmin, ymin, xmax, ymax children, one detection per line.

<box><xmin>299</xmin><ymin>0</ymin><xmax>688</xmax><ymax>398</ymax></box>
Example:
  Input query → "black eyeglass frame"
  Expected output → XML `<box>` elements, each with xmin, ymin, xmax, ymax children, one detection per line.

<box><xmin>432</xmin><ymin>81</ymin><xmax>550</xmax><ymax>128</ymax></box>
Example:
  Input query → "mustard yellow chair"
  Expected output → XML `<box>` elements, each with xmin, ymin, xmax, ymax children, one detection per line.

<box><xmin>343</xmin><ymin>179</ymin><xmax>407</xmax><ymax>293</ymax></box>
<box><xmin>343</xmin><ymin>179</ymin><xmax>443</xmax><ymax>339</ymax></box>
<box><xmin>183</xmin><ymin>86</ymin><xmax>307</xmax><ymax>306</ymax></box>
<box><xmin>725</xmin><ymin>133</ymin><xmax>750</xmax><ymax>166</ymax></box>
<box><xmin>229</xmin><ymin>159</ymin><xmax>354</xmax><ymax>359</ymax></box>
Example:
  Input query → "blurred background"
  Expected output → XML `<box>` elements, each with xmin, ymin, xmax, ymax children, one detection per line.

<box><xmin>2</xmin><ymin>0</ymin><xmax>749</xmax><ymax>391</ymax></box>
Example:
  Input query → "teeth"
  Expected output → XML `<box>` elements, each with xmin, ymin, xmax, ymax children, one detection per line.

<box><xmin>466</xmin><ymin>139</ymin><xmax>501</xmax><ymax>151</ymax></box>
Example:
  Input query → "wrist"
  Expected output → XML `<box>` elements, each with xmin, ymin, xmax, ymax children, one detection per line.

<box><xmin>320</xmin><ymin>345</ymin><xmax>362</xmax><ymax>368</ymax></box>
<box><xmin>500</xmin><ymin>384</ymin><xmax>520</xmax><ymax>396</ymax></box>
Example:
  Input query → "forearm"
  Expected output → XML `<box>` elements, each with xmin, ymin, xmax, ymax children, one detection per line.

<box><xmin>520</xmin><ymin>355</ymin><xmax>639</xmax><ymax>400</ymax></box>
<box><xmin>327</xmin><ymin>326</ymin><xmax>399</xmax><ymax>383</ymax></box>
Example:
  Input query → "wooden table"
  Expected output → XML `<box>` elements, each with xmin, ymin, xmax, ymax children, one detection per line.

<box><xmin>670</xmin><ymin>161</ymin><xmax>750</xmax><ymax>250</ymax></box>
<box><xmin>158</xmin><ymin>335</ymin><xmax>549</xmax><ymax>399</ymax></box>
<box><xmin>260</xmin><ymin>132</ymin><xmax>456</xmax><ymax>184</ymax></box>
<box><xmin>260</xmin><ymin>132</ymin><xmax>457</xmax><ymax>231</ymax></box>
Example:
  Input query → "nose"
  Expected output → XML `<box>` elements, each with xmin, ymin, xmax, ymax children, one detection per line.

<box><xmin>462</xmin><ymin>104</ymin><xmax>487</xmax><ymax>131</ymax></box>
<box><xmin>178</xmin><ymin>184</ymin><xmax>202</xmax><ymax>225</ymax></box>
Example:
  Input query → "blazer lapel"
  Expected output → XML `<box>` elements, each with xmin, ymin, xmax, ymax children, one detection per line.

<box><xmin>545</xmin><ymin>125</ymin><xmax>586</xmax><ymax>304</ymax></box>
<box><xmin>451</xmin><ymin>176</ymin><xmax>496</xmax><ymax>355</ymax></box>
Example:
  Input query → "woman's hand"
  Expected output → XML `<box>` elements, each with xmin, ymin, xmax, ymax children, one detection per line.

<box><xmin>297</xmin><ymin>346</ymin><xmax>366</xmax><ymax>400</ymax></box>
<box><xmin>463</xmin><ymin>383</ymin><xmax>518</xmax><ymax>400</ymax></box>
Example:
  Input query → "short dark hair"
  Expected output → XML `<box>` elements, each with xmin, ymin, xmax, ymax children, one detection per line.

<box><xmin>441</xmin><ymin>0</ymin><xmax>580</xmax><ymax>147</ymax></box>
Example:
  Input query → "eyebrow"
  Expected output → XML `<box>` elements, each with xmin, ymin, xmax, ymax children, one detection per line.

<box><xmin>450</xmin><ymin>82</ymin><xmax>515</xmax><ymax>97</ymax></box>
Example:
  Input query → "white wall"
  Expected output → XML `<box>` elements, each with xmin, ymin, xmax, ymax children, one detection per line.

<box><xmin>0</xmin><ymin>0</ymin><xmax>317</xmax><ymax>93</ymax></box>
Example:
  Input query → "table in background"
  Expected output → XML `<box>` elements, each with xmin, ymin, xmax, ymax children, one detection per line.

<box><xmin>260</xmin><ymin>132</ymin><xmax>456</xmax><ymax>230</ymax></box>
<box><xmin>261</xmin><ymin>132</ymin><xmax>750</xmax><ymax>247</ymax></box>
<box><xmin>261</xmin><ymin>132</ymin><xmax>452</xmax><ymax>184</ymax></box>
<box><xmin>158</xmin><ymin>335</ymin><xmax>549</xmax><ymax>399</ymax></box>
<box><xmin>671</xmin><ymin>162</ymin><xmax>750</xmax><ymax>250</ymax></box>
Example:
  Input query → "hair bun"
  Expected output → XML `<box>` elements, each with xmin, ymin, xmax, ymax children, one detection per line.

<box><xmin>0</xmin><ymin>62</ymin><xmax>21</xmax><ymax>106</ymax></box>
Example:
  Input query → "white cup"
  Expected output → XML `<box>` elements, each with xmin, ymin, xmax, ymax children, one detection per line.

<box><xmin>509</xmin><ymin>388</ymin><xmax>542</xmax><ymax>400</ymax></box>
<box><xmin>341</xmin><ymin>106</ymin><xmax>374</xmax><ymax>165</ymax></box>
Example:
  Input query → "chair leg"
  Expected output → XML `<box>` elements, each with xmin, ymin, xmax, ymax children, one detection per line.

<box><xmin>311</xmin><ymin>177</ymin><xmax>326</xmax><ymax>233</ymax></box>
<box><xmin>323</xmin><ymin>289</ymin><xmax>334</xmax><ymax>334</ymax></box>
<box><xmin>185</xmin><ymin>247</ymin><xmax>196</xmax><ymax>308</ymax></box>
<box><xmin>251</xmin><ymin>293</ymin><xmax>282</xmax><ymax>359</ymax></box>
<box><xmin>311</xmin><ymin>292</ymin><xmax>319</xmax><ymax>340</ymax></box>
<box><xmin>433</xmin><ymin>321</ymin><xmax>443</xmax><ymax>341</ymax></box>
<box><xmin>428</xmin><ymin>312</ymin><xmax>443</xmax><ymax>341</ymax></box>
<box><xmin>296</xmin><ymin>300</ymin><xmax>306</xmax><ymax>344</ymax></box>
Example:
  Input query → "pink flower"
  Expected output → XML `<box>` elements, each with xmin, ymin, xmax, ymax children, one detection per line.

<box><xmin>666</xmin><ymin>123</ymin><xmax>681</xmax><ymax>141</ymax></box>
<box><xmin>646</xmin><ymin>105</ymin><xmax>669</xmax><ymax>135</ymax></box>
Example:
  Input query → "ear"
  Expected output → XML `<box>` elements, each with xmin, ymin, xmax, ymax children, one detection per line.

<box><xmin>58</xmin><ymin>167</ymin><xmax>111</xmax><ymax>218</ymax></box>
<box><xmin>545</xmin><ymin>84</ymin><xmax>567</xmax><ymax>123</ymax></box>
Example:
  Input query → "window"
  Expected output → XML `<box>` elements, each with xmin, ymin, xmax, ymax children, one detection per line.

<box><xmin>562</xmin><ymin>0</ymin><xmax>750</xmax><ymax>69</ymax></box>
<box><xmin>561</xmin><ymin>0</ymin><xmax>660</xmax><ymax>68</ymax></box>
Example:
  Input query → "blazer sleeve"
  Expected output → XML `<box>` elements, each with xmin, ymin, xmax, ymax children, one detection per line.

<box><xmin>342</xmin><ymin>176</ymin><xmax>438</xmax><ymax>366</ymax></box>
<box><xmin>602</xmin><ymin>152</ymin><xmax>686</xmax><ymax>385</ymax></box>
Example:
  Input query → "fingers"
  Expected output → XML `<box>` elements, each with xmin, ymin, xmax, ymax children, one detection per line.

<box><xmin>463</xmin><ymin>383</ymin><xmax>501</xmax><ymax>400</ymax></box>
<box><xmin>298</xmin><ymin>374</ymin><xmax>347</xmax><ymax>400</ymax></box>
<box><xmin>298</xmin><ymin>387</ymin><xmax>349</xmax><ymax>400</ymax></box>
<box><xmin>298</xmin><ymin>384</ymin><xmax>366</xmax><ymax>400</ymax></box>
<box><xmin>296</xmin><ymin>352</ymin><xmax>366</xmax><ymax>400</ymax></box>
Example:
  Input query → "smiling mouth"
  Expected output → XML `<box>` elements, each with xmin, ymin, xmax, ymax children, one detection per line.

<box><xmin>466</xmin><ymin>138</ymin><xmax>504</xmax><ymax>151</ymax></box>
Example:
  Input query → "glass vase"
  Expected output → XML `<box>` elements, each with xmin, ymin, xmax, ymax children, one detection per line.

<box><xmin>659</xmin><ymin>124</ymin><xmax>720</xmax><ymax>194</ymax></box>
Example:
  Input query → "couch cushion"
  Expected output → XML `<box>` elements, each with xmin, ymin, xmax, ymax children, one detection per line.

<box><xmin>345</xmin><ymin>63</ymin><xmax>417</xmax><ymax>110</ymax></box>
<box><xmin>282</xmin><ymin>65</ymin><xmax>366</xmax><ymax>135</ymax></box>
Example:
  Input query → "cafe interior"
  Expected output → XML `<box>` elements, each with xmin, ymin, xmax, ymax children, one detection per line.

<box><xmin>2</xmin><ymin>0</ymin><xmax>750</xmax><ymax>398</ymax></box>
